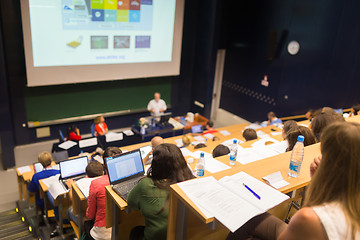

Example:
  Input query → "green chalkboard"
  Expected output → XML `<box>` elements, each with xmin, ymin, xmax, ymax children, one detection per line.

<box><xmin>25</xmin><ymin>77</ymin><xmax>172</xmax><ymax>122</ymax></box>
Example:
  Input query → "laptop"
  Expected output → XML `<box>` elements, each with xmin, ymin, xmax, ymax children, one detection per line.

<box><xmin>59</xmin><ymin>156</ymin><xmax>89</xmax><ymax>188</ymax></box>
<box><xmin>191</xmin><ymin>124</ymin><xmax>203</xmax><ymax>133</ymax></box>
<box><xmin>139</xmin><ymin>145</ymin><xmax>153</xmax><ymax>164</ymax></box>
<box><xmin>105</xmin><ymin>150</ymin><xmax>144</xmax><ymax>200</ymax></box>
<box><xmin>159</xmin><ymin>113</ymin><xmax>171</xmax><ymax>125</ymax></box>
<box><xmin>52</xmin><ymin>151</ymin><xmax>69</xmax><ymax>164</ymax></box>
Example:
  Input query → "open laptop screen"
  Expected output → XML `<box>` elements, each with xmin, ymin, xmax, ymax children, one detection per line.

<box><xmin>106</xmin><ymin>150</ymin><xmax>144</xmax><ymax>184</ymax></box>
<box><xmin>139</xmin><ymin>145</ymin><xmax>152</xmax><ymax>160</ymax></box>
<box><xmin>191</xmin><ymin>124</ymin><xmax>203</xmax><ymax>133</ymax></box>
<box><xmin>60</xmin><ymin>156</ymin><xmax>88</xmax><ymax>179</ymax></box>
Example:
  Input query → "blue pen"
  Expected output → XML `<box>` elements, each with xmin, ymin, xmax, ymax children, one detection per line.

<box><xmin>243</xmin><ymin>183</ymin><xmax>261</xmax><ymax>200</ymax></box>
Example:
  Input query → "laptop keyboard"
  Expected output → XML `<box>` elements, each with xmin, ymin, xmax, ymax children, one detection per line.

<box><xmin>113</xmin><ymin>179</ymin><xmax>139</xmax><ymax>200</ymax></box>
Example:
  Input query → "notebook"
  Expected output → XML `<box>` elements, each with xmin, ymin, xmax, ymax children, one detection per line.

<box><xmin>105</xmin><ymin>150</ymin><xmax>144</xmax><ymax>200</ymax></box>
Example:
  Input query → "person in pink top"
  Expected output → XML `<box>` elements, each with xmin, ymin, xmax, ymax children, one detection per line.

<box><xmin>84</xmin><ymin>147</ymin><xmax>122</xmax><ymax>240</ymax></box>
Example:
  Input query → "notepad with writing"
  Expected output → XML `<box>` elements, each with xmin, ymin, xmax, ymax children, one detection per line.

<box><xmin>178</xmin><ymin>172</ymin><xmax>289</xmax><ymax>232</ymax></box>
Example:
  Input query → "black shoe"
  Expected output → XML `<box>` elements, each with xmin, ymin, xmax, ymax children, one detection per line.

<box><xmin>50</xmin><ymin>229</ymin><xmax>59</xmax><ymax>238</ymax></box>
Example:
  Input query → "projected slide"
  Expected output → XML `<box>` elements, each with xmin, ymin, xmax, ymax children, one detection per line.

<box><xmin>28</xmin><ymin>0</ymin><xmax>176</xmax><ymax>67</ymax></box>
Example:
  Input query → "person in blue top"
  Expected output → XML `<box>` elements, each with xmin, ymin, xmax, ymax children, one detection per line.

<box><xmin>28</xmin><ymin>151</ymin><xmax>60</xmax><ymax>210</ymax></box>
<box><xmin>267</xmin><ymin>112</ymin><xmax>283</xmax><ymax>126</ymax></box>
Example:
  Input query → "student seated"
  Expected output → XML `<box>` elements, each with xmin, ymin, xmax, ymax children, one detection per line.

<box><xmin>286</xmin><ymin>126</ymin><xmax>317</xmax><ymax>152</ymax></box>
<box><xmin>212</xmin><ymin>144</ymin><xmax>230</xmax><ymax>158</ymax></box>
<box><xmin>66</xmin><ymin>161</ymin><xmax>104</xmax><ymax>226</ymax></box>
<box><xmin>142</xmin><ymin>136</ymin><xmax>164</xmax><ymax>165</ymax></box>
<box><xmin>67</xmin><ymin>125</ymin><xmax>81</xmax><ymax>141</ymax></box>
<box><xmin>201</xmin><ymin>120</ymin><xmax>218</xmax><ymax>135</ymax></box>
<box><xmin>243</xmin><ymin>128</ymin><xmax>258</xmax><ymax>141</ymax></box>
<box><xmin>84</xmin><ymin>147</ymin><xmax>122</xmax><ymax>240</ymax></box>
<box><xmin>28</xmin><ymin>151</ymin><xmax>60</xmax><ymax>211</ymax></box>
<box><xmin>212</xmin><ymin>136</ymin><xmax>220</xmax><ymax>141</ymax></box>
<box><xmin>227</xmin><ymin>122</ymin><xmax>360</xmax><ymax>240</ymax></box>
<box><xmin>94</xmin><ymin>116</ymin><xmax>108</xmax><ymax>136</ymax></box>
<box><xmin>282</xmin><ymin>120</ymin><xmax>297</xmax><ymax>139</ymax></box>
<box><xmin>349</xmin><ymin>104</ymin><xmax>360</xmax><ymax>117</ymax></box>
<box><xmin>194</xmin><ymin>143</ymin><xmax>207</xmax><ymax>149</ymax></box>
<box><xmin>305</xmin><ymin>109</ymin><xmax>314</xmax><ymax>120</ymax></box>
<box><xmin>310</xmin><ymin>112</ymin><xmax>344</xmax><ymax>141</ymax></box>
<box><xmin>267</xmin><ymin>112</ymin><xmax>282</xmax><ymax>126</ymax></box>
<box><xmin>128</xmin><ymin>143</ymin><xmax>194</xmax><ymax>240</ymax></box>
<box><xmin>181</xmin><ymin>134</ymin><xmax>192</xmax><ymax>147</ymax></box>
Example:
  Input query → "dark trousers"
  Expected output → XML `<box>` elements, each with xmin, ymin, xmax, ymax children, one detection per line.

<box><xmin>129</xmin><ymin>226</ymin><xmax>145</xmax><ymax>240</ymax></box>
<box><xmin>226</xmin><ymin>213</ymin><xmax>287</xmax><ymax>240</ymax></box>
<box><xmin>84</xmin><ymin>220</ymin><xmax>95</xmax><ymax>240</ymax></box>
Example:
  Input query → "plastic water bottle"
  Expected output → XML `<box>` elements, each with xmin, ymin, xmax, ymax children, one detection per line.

<box><xmin>196</xmin><ymin>152</ymin><xmax>205</xmax><ymax>177</ymax></box>
<box><xmin>229</xmin><ymin>139</ymin><xmax>238</xmax><ymax>166</ymax></box>
<box><xmin>152</xmin><ymin>118</ymin><xmax>156</xmax><ymax>127</ymax></box>
<box><xmin>288</xmin><ymin>135</ymin><xmax>305</xmax><ymax>177</ymax></box>
<box><xmin>140</xmin><ymin>126</ymin><xmax>146</xmax><ymax>135</ymax></box>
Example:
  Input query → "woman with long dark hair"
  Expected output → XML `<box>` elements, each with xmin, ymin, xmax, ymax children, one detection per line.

<box><xmin>128</xmin><ymin>143</ymin><xmax>194</xmax><ymax>240</ymax></box>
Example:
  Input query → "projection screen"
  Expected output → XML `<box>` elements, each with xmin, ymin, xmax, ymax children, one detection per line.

<box><xmin>21</xmin><ymin>0</ymin><xmax>184</xmax><ymax>87</ymax></box>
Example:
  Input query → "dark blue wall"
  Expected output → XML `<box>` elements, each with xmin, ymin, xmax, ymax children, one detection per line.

<box><xmin>0</xmin><ymin>0</ymin><xmax>220</xmax><ymax>169</ymax></box>
<box><xmin>220</xmin><ymin>0</ymin><xmax>360</xmax><ymax>122</ymax></box>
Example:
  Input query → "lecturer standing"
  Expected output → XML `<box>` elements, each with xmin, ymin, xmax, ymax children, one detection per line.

<box><xmin>147</xmin><ymin>92</ymin><xmax>167</xmax><ymax>117</ymax></box>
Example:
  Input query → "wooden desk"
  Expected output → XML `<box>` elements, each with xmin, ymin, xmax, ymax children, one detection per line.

<box><xmin>174</xmin><ymin>114</ymin><xmax>209</xmax><ymax>130</ymax></box>
<box><xmin>39</xmin><ymin>179</ymin><xmax>70</xmax><ymax>235</ymax></box>
<box><xmin>167</xmin><ymin>143</ymin><xmax>321</xmax><ymax>240</ymax></box>
<box><xmin>71</xmin><ymin>183</ymin><xmax>87</xmax><ymax>238</ymax></box>
<box><xmin>16</xmin><ymin>166</ymin><xmax>34</xmax><ymax>201</ymax></box>
<box><xmin>105</xmin><ymin>186</ymin><xmax>145</xmax><ymax>240</ymax></box>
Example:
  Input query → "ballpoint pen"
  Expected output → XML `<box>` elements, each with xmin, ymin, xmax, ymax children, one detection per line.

<box><xmin>243</xmin><ymin>183</ymin><xmax>261</xmax><ymax>200</ymax></box>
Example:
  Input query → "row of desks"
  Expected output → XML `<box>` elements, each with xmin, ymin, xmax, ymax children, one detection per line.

<box><xmin>17</xmin><ymin>115</ymin><xmax>360</xmax><ymax>239</ymax></box>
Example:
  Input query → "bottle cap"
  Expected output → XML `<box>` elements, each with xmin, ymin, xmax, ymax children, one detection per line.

<box><xmin>297</xmin><ymin>135</ymin><xmax>304</xmax><ymax>142</ymax></box>
<box><xmin>200</xmin><ymin>152</ymin><xmax>204</xmax><ymax>157</ymax></box>
<box><xmin>233</xmin><ymin>139</ymin><xmax>237</xmax><ymax>144</ymax></box>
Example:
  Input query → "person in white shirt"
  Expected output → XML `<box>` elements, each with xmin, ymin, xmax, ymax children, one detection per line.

<box><xmin>147</xmin><ymin>92</ymin><xmax>167</xmax><ymax>117</ymax></box>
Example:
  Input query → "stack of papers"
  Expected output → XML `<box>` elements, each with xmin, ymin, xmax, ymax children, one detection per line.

<box><xmin>17</xmin><ymin>166</ymin><xmax>32</xmax><ymax>175</ymax></box>
<box><xmin>180</xmin><ymin>148</ymin><xmax>193</xmax><ymax>157</ymax></box>
<box><xmin>236</xmin><ymin>146</ymin><xmax>279</xmax><ymax>165</ymax></box>
<box><xmin>219</xmin><ymin>130</ymin><xmax>231</xmax><ymax>136</ymax></box>
<box><xmin>256</xmin><ymin>130</ymin><xmax>270</xmax><ymax>139</ymax></box>
<box><xmin>58</xmin><ymin>140</ymin><xmax>77</xmax><ymax>150</ymax></box>
<box><xmin>123</xmin><ymin>130</ymin><xmax>134</xmax><ymax>136</ymax></box>
<box><xmin>271</xmin><ymin>132</ymin><xmax>282</xmax><ymax>136</ymax></box>
<box><xmin>76</xmin><ymin>177</ymin><xmax>100</xmax><ymax>198</ymax></box>
<box><xmin>203</xmin><ymin>133</ymin><xmax>215</xmax><ymax>139</ymax></box>
<box><xmin>178</xmin><ymin>172</ymin><xmax>289</xmax><ymax>232</ymax></box>
<box><xmin>193</xmin><ymin>136</ymin><xmax>205</xmax><ymax>142</ymax></box>
<box><xmin>245</xmin><ymin>123</ymin><xmax>262</xmax><ymax>130</ymax></box>
<box><xmin>174</xmin><ymin>139</ymin><xmax>183</xmax><ymax>147</ymax></box>
<box><xmin>42</xmin><ymin>174</ymin><xmax>61</xmax><ymax>188</ymax></box>
<box><xmin>48</xmin><ymin>180</ymin><xmax>69</xmax><ymax>199</ymax></box>
<box><xmin>105</xmin><ymin>132</ymin><xmax>123</xmax><ymax>142</ymax></box>
<box><xmin>267</xmin><ymin>141</ymin><xmax>288</xmax><ymax>154</ymax></box>
<box><xmin>79</xmin><ymin>138</ymin><xmax>98</xmax><ymax>148</ymax></box>
<box><xmin>222</xmin><ymin>138</ymin><xmax>244</xmax><ymax>147</ymax></box>
<box><xmin>190</xmin><ymin>151</ymin><xmax>230</xmax><ymax>173</ymax></box>
<box><xmin>250</xmin><ymin>137</ymin><xmax>279</xmax><ymax>148</ymax></box>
